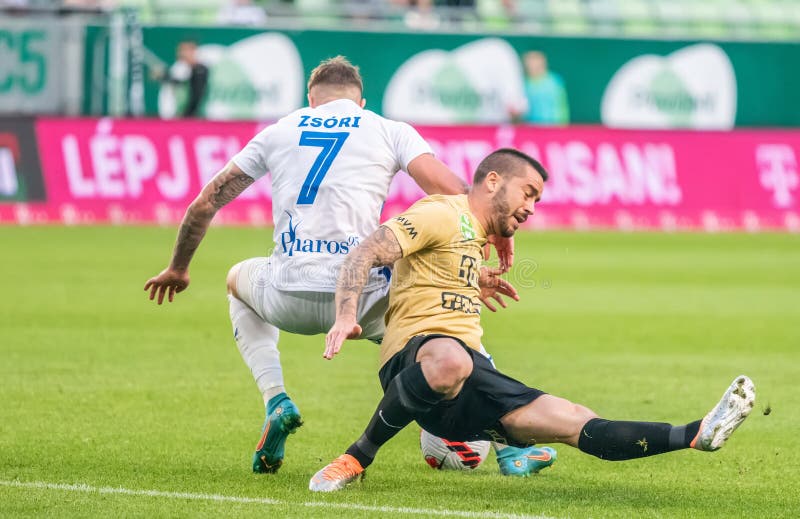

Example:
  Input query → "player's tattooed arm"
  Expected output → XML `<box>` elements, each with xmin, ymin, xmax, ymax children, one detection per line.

<box><xmin>324</xmin><ymin>226</ymin><xmax>402</xmax><ymax>359</ymax></box>
<box><xmin>145</xmin><ymin>162</ymin><xmax>255</xmax><ymax>305</ymax></box>
<box><xmin>335</xmin><ymin>226</ymin><xmax>402</xmax><ymax>319</ymax></box>
<box><xmin>169</xmin><ymin>162</ymin><xmax>254</xmax><ymax>271</ymax></box>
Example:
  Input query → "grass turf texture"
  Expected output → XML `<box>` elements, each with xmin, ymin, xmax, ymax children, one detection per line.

<box><xmin>1</xmin><ymin>226</ymin><xmax>798</xmax><ymax>518</ymax></box>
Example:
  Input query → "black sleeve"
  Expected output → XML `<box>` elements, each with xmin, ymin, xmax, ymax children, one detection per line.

<box><xmin>183</xmin><ymin>64</ymin><xmax>209</xmax><ymax>117</ymax></box>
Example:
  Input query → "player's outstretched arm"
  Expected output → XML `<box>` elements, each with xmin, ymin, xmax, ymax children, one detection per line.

<box><xmin>144</xmin><ymin>161</ymin><xmax>254</xmax><ymax>305</ymax></box>
<box><xmin>324</xmin><ymin>226</ymin><xmax>403</xmax><ymax>360</ymax></box>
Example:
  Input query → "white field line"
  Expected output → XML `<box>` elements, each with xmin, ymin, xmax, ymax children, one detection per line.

<box><xmin>0</xmin><ymin>480</ymin><xmax>557</xmax><ymax>519</ymax></box>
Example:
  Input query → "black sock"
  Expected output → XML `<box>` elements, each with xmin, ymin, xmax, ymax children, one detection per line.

<box><xmin>346</xmin><ymin>363</ymin><xmax>444</xmax><ymax>468</ymax></box>
<box><xmin>578</xmin><ymin>418</ymin><xmax>702</xmax><ymax>461</ymax></box>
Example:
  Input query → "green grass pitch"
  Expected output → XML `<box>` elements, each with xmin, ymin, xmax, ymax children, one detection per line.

<box><xmin>1</xmin><ymin>226</ymin><xmax>799</xmax><ymax>518</ymax></box>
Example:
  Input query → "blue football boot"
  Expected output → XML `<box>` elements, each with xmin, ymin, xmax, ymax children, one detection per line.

<box><xmin>252</xmin><ymin>393</ymin><xmax>303</xmax><ymax>473</ymax></box>
<box><xmin>496</xmin><ymin>445</ymin><xmax>557</xmax><ymax>476</ymax></box>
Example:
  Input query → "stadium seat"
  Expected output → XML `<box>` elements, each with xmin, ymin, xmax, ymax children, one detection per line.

<box><xmin>294</xmin><ymin>0</ymin><xmax>339</xmax><ymax>27</ymax></box>
<box><xmin>118</xmin><ymin>0</ymin><xmax>156</xmax><ymax>23</ymax></box>
<box><xmin>614</xmin><ymin>0</ymin><xmax>658</xmax><ymax>36</ymax></box>
<box><xmin>685</xmin><ymin>0</ymin><xmax>730</xmax><ymax>39</ymax></box>
<box><xmin>545</xmin><ymin>0</ymin><xmax>590</xmax><ymax>35</ymax></box>
<box><xmin>787</xmin><ymin>2</ymin><xmax>800</xmax><ymax>34</ymax></box>
<box><xmin>477</xmin><ymin>0</ymin><xmax>512</xmax><ymax>30</ymax></box>
<box><xmin>718</xmin><ymin>0</ymin><xmax>759</xmax><ymax>39</ymax></box>
<box><xmin>152</xmin><ymin>0</ymin><xmax>227</xmax><ymax>24</ymax></box>
<box><xmin>513</xmin><ymin>0</ymin><xmax>550</xmax><ymax>32</ymax></box>
<box><xmin>651</xmin><ymin>0</ymin><xmax>690</xmax><ymax>37</ymax></box>
<box><xmin>748</xmin><ymin>0</ymin><xmax>793</xmax><ymax>39</ymax></box>
<box><xmin>585</xmin><ymin>0</ymin><xmax>622</xmax><ymax>35</ymax></box>
<box><xmin>116</xmin><ymin>0</ymin><xmax>800</xmax><ymax>41</ymax></box>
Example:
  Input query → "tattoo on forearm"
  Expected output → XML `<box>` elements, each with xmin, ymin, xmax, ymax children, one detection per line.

<box><xmin>336</xmin><ymin>295</ymin><xmax>355</xmax><ymax>317</ymax></box>
<box><xmin>170</xmin><ymin>166</ymin><xmax>254</xmax><ymax>270</ymax></box>
<box><xmin>335</xmin><ymin>226</ymin><xmax>403</xmax><ymax>319</ymax></box>
<box><xmin>171</xmin><ymin>210</ymin><xmax>208</xmax><ymax>270</ymax></box>
<box><xmin>210</xmin><ymin>171</ymin><xmax>254</xmax><ymax>209</ymax></box>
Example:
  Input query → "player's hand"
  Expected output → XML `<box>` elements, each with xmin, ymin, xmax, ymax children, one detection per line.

<box><xmin>324</xmin><ymin>318</ymin><xmax>362</xmax><ymax>360</ymax></box>
<box><xmin>478</xmin><ymin>267</ymin><xmax>519</xmax><ymax>312</ymax></box>
<box><xmin>484</xmin><ymin>235</ymin><xmax>514</xmax><ymax>273</ymax></box>
<box><xmin>144</xmin><ymin>267</ymin><xmax>190</xmax><ymax>305</ymax></box>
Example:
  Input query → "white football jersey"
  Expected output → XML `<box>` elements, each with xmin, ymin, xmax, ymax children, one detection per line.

<box><xmin>232</xmin><ymin>98</ymin><xmax>432</xmax><ymax>291</ymax></box>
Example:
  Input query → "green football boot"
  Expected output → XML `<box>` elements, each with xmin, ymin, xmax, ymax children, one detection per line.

<box><xmin>252</xmin><ymin>393</ymin><xmax>303</xmax><ymax>473</ymax></box>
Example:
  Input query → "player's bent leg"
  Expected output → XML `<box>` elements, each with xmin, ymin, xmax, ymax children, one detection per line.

<box><xmin>312</xmin><ymin>336</ymin><xmax>466</xmax><ymax>490</ymax></box>
<box><xmin>501</xmin><ymin>394</ymin><xmax>690</xmax><ymax>461</ymax></box>
<box><xmin>227</xmin><ymin>259</ymin><xmax>303</xmax><ymax>474</ymax></box>
<box><xmin>576</xmin><ymin>376</ymin><xmax>754</xmax><ymax>460</ymax></box>
<box><xmin>227</xmin><ymin>261</ymin><xmax>289</xmax><ymax>401</ymax></box>
<box><xmin>342</xmin><ymin>359</ymin><xmax>448</xmax><ymax>470</ymax></box>
<box><xmin>229</xmin><ymin>295</ymin><xmax>284</xmax><ymax>398</ymax></box>
<box><xmin>416</xmin><ymin>338</ymin><xmax>473</xmax><ymax>399</ymax></box>
<box><xmin>229</xmin><ymin>294</ymin><xmax>303</xmax><ymax>473</ymax></box>
<box><xmin>503</xmin><ymin>376</ymin><xmax>755</xmax><ymax>461</ymax></box>
<box><xmin>501</xmin><ymin>394</ymin><xmax>598</xmax><ymax>447</ymax></box>
<box><xmin>226</xmin><ymin>262</ymin><xmax>242</xmax><ymax>297</ymax></box>
<box><xmin>473</xmin><ymin>344</ymin><xmax>558</xmax><ymax>476</ymax></box>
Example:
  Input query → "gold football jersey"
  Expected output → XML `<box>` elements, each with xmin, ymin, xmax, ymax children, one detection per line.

<box><xmin>380</xmin><ymin>194</ymin><xmax>487</xmax><ymax>366</ymax></box>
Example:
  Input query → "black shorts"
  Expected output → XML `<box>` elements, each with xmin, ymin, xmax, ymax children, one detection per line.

<box><xmin>378</xmin><ymin>334</ymin><xmax>545</xmax><ymax>448</ymax></box>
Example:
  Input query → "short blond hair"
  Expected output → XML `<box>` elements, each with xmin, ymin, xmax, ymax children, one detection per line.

<box><xmin>307</xmin><ymin>56</ymin><xmax>363</xmax><ymax>95</ymax></box>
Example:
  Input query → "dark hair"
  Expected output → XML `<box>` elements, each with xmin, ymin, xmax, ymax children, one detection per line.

<box><xmin>473</xmin><ymin>148</ymin><xmax>548</xmax><ymax>184</ymax></box>
<box><xmin>307</xmin><ymin>56</ymin><xmax>363</xmax><ymax>95</ymax></box>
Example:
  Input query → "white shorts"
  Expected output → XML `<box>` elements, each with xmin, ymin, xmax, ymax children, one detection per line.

<box><xmin>234</xmin><ymin>257</ymin><xmax>389</xmax><ymax>341</ymax></box>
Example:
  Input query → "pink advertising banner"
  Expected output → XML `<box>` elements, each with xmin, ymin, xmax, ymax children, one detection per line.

<box><xmin>1</xmin><ymin>118</ymin><xmax>798</xmax><ymax>231</ymax></box>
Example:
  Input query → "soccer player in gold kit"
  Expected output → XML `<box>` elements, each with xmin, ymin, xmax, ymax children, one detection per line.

<box><xmin>310</xmin><ymin>148</ymin><xmax>755</xmax><ymax>491</ymax></box>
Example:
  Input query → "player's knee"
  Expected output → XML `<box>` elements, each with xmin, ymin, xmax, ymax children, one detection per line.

<box><xmin>420</xmin><ymin>342</ymin><xmax>473</xmax><ymax>394</ymax></box>
<box><xmin>555</xmin><ymin>398</ymin><xmax>598</xmax><ymax>430</ymax></box>
<box><xmin>226</xmin><ymin>262</ymin><xmax>243</xmax><ymax>296</ymax></box>
<box><xmin>436</xmin><ymin>350</ymin><xmax>472</xmax><ymax>382</ymax></box>
<box><xmin>562</xmin><ymin>402</ymin><xmax>599</xmax><ymax>444</ymax></box>
<box><xmin>573</xmin><ymin>403</ymin><xmax>599</xmax><ymax>423</ymax></box>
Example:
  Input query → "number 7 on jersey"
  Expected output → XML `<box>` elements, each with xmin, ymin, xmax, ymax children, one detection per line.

<box><xmin>296</xmin><ymin>131</ymin><xmax>350</xmax><ymax>205</ymax></box>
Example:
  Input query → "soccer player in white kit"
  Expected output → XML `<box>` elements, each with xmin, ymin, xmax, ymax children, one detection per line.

<box><xmin>145</xmin><ymin>57</ymin><xmax>516</xmax><ymax>473</ymax></box>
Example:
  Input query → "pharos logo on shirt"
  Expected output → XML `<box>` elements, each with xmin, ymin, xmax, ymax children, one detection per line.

<box><xmin>279</xmin><ymin>212</ymin><xmax>359</xmax><ymax>257</ymax></box>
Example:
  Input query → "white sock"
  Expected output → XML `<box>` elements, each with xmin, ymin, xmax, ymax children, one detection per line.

<box><xmin>228</xmin><ymin>295</ymin><xmax>286</xmax><ymax>405</ymax></box>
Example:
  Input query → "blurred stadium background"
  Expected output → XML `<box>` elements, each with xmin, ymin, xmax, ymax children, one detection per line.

<box><xmin>2</xmin><ymin>0</ymin><xmax>799</xmax><ymax>229</ymax></box>
<box><xmin>2</xmin><ymin>2</ymin><xmax>799</xmax><ymax>518</ymax></box>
